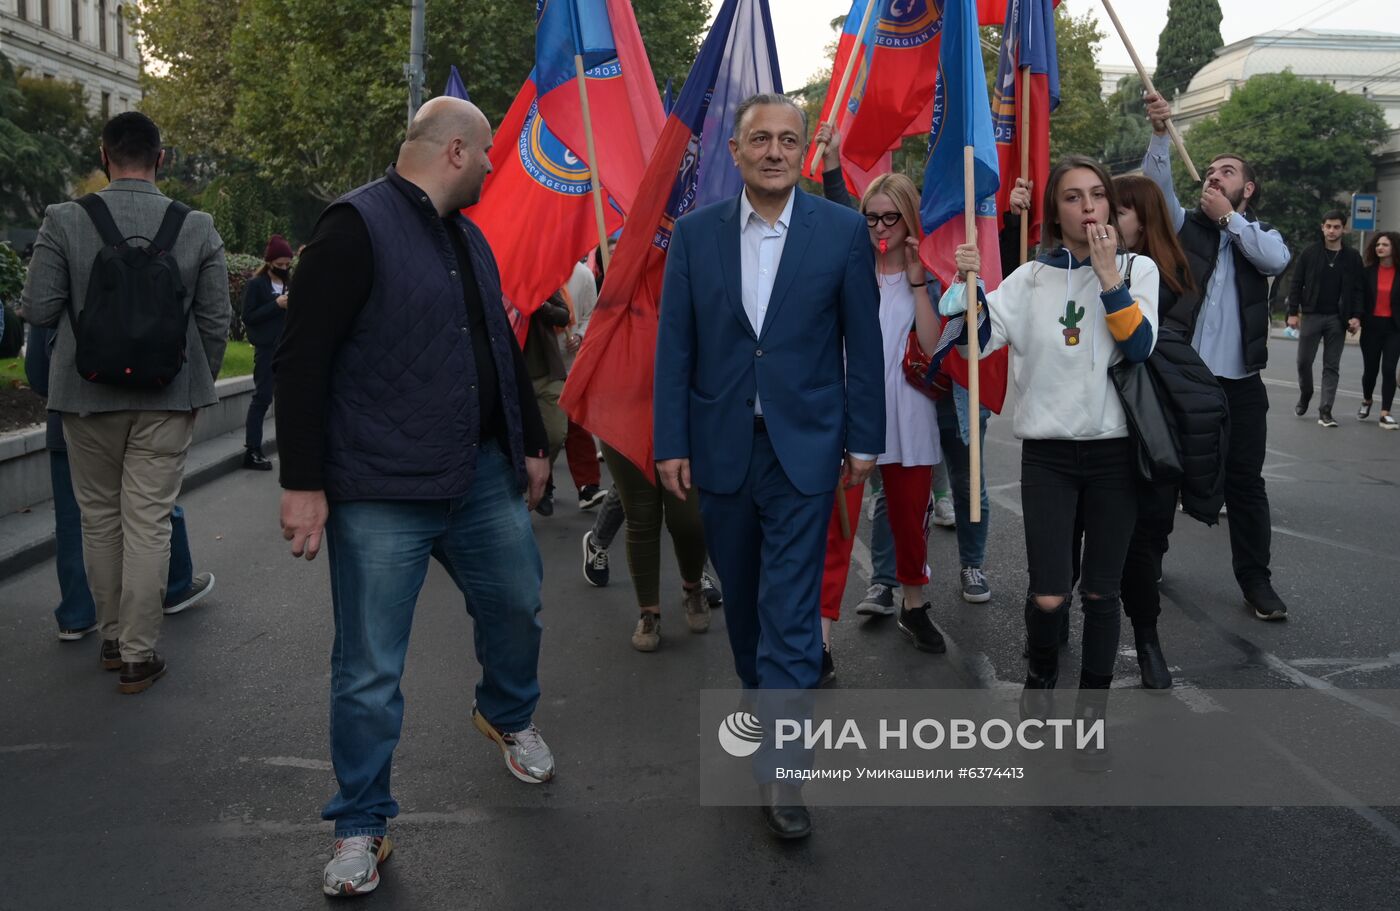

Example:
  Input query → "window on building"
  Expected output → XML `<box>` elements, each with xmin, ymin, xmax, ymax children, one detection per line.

<box><xmin>17</xmin><ymin>0</ymin><xmax>27</xmax><ymax>23</ymax></box>
<box><xmin>41</xmin><ymin>0</ymin><xmax>51</xmax><ymax>29</ymax></box>
<box><xmin>71</xmin><ymin>0</ymin><xmax>80</xmax><ymax>39</ymax></box>
<box><xmin>101</xmin><ymin>92</ymin><xmax>110</xmax><ymax>120</ymax></box>
<box><xmin>97</xmin><ymin>0</ymin><xmax>107</xmax><ymax>51</ymax></box>
<box><xmin>116</xmin><ymin>5</ymin><xmax>125</xmax><ymax>59</ymax></box>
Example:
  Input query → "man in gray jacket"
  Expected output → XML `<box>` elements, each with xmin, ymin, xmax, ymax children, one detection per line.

<box><xmin>20</xmin><ymin>112</ymin><xmax>230</xmax><ymax>694</ymax></box>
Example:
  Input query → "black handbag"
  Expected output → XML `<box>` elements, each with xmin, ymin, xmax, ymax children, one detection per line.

<box><xmin>1110</xmin><ymin>254</ymin><xmax>1182</xmax><ymax>483</ymax></box>
<box><xmin>1112</xmin><ymin>358</ymin><xmax>1183</xmax><ymax>483</ymax></box>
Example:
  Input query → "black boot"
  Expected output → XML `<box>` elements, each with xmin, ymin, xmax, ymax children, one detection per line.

<box><xmin>1072</xmin><ymin>684</ymin><xmax>1111</xmax><ymax>772</ymax></box>
<box><xmin>1020</xmin><ymin>597</ymin><xmax>1065</xmax><ymax>721</ymax></box>
<box><xmin>1133</xmin><ymin>625</ymin><xmax>1172</xmax><ymax>690</ymax></box>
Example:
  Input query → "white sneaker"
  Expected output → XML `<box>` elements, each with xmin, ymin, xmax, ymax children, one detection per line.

<box><xmin>931</xmin><ymin>495</ymin><xmax>956</xmax><ymax>527</ymax></box>
<box><xmin>473</xmin><ymin>707</ymin><xmax>555</xmax><ymax>783</ymax></box>
<box><xmin>322</xmin><ymin>834</ymin><xmax>392</xmax><ymax>897</ymax></box>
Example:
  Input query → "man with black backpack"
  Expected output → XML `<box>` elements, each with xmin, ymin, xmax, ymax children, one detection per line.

<box><xmin>19</xmin><ymin>112</ymin><xmax>230</xmax><ymax>694</ymax></box>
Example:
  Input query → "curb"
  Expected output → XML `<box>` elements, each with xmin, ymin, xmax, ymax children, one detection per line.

<box><xmin>0</xmin><ymin>434</ymin><xmax>277</xmax><ymax>583</ymax></box>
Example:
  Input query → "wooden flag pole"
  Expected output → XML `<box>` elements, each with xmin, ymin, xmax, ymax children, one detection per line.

<box><xmin>837</xmin><ymin>485</ymin><xmax>852</xmax><ymax>540</ymax></box>
<box><xmin>964</xmin><ymin>145</ymin><xmax>983</xmax><ymax>524</ymax></box>
<box><xmin>1018</xmin><ymin>66</ymin><xmax>1031</xmax><ymax>265</ymax></box>
<box><xmin>812</xmin><ymin>0</ymin><xmax>879</xmax><ymax>165</ymax></box>
<box><xmin>1099</xmin><ymin>0</ymin><xmax>1200</xmax><ymax>182</ymax></box>
<box><xmin>575</xmin><ymin>55</ymin><xmax>612</xmax><ymax>270</ymax></box>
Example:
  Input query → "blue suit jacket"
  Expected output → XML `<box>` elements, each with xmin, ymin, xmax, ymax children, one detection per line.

<box><xmin>653</xmin><ymin>187</ymin><xmax>885</xmax><ymax>497</ymax></box>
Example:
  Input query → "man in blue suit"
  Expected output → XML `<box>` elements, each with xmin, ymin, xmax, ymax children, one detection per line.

<box><xmin>654</xmin><ymin>94</ymin><xmax>884</xmax><ymax>839</ymax></box>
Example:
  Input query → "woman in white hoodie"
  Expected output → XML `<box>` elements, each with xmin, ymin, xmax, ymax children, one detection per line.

<box><xmin>933</xmin><ymin>156</ymin><xmax>1159</xmax><ymax>733</ymax></box>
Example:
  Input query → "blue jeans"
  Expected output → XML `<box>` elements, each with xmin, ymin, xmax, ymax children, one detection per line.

<box><xmin>50</xmin><ymin>449</ymin><xmax>192</xmax><ymax>631</ymax></box>
<box><xmin>320</xmin><ymin>443</ymin><xmax>544</xmax><ymax>837</ymax></box>
<box><xmin>865</xmin><ymin>472</ymin><xmax>897</xmax><ymax>588</ymax></box>
<box><xmin>936</xmin><ymin>398</ymin><xmax>990</xmax><ymax>568</ymax></box>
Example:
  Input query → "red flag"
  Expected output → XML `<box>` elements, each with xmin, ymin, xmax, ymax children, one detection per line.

<box><xmin>560</xmin><ymin>0</ymin><xmax>783</xmax><ymax>474</ymax></box>
<box><xmin>803</xmin><ymin>0</ymin><xmax>942</xmax><ymax>192</ymax></box>
<box><xmin>976</xmin><ymin>0</ymin><xmax>1059</xmax><ymax>25</ymax></box>
<box><xmin>464</xmin><ymin>75</ymin><xmax>624</xmax><ymax>344</ymax></box>
<box><xmin>534</xmin><ymin>0</ymin><xmax>664</xmax><ymax>215</ymax></box>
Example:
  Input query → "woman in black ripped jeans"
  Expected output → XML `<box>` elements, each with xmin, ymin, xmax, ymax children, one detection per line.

<box><xmin>943</xmin><ymin>157</ymin><xmax>1160</xmax><ymax>748</ymax></box>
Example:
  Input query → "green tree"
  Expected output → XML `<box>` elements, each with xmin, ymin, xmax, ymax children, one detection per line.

<box><xmin>231</xmin><ymin>0</ymin><xmax>408</xmax><ymax>200</ymax></box>
<box><xmin>133</xmin><ymin>1</ymin><xmax>712</xmax><ymax>202</ymax></box>
<box><xmin>1154</xmin><ymin>0</ymin><xmax>1222</xmax><ymax>100</ymax></box>
<box><xmin>130</xmin><ymin>0</ymin><xmax>244</xmax><ymax>160</ymax></box>
<box><xmin>1046</xmin><ymin>6</ymin><xmax>1110</xmax><ymax>164</ymax></box>
<box><xmin>1174</xmin><ymin>70</ymin><xmax>1389</xmax><ymax>248</ymax></box>
<box><xmin>0</xmin><ymin>52</ymin><xmax>101</xmax><ymax>226</ymax></box>
<box><xmin>1101</xmin><ymin>73</ymin><xmax>1151</xmax><ymax>173</ymax></box>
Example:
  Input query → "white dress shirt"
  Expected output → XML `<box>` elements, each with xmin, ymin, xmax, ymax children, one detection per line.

<box><xmin>739</xmin><ymin>189</ymin><xmax>794</xmax><ymax>417</ymax></box>
<box><xmin>737</xmin><ymin>189</ymin><xmax>873</xmax><ymax>462</ymax></box>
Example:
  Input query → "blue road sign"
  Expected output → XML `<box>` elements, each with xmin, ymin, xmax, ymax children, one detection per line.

<box><xmin>1352</xmin><ymin>194</ymin><xmax>1377</xmax><ymax>232</ymax></box>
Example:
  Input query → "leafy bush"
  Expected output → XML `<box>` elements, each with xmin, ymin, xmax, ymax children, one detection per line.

<box><xmin>225</xmin><ymin>252</ymin><xmax>264</xmax><ymax>341</ymax></box>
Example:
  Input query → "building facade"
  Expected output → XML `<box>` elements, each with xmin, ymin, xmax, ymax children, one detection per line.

<box><xmin>1168</xmin><ymin>29</ymin><xmax>1400</xmax><ymax>235</ymax></box>
<box><xmin>0</xmin><ymin>0</ymin><xmax>141</xmax><ymax>117</ymax></box>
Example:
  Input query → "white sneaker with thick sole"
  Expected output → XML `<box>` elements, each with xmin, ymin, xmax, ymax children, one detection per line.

<box><xmin>322</xmin><ymin>834</ymin><xmax>392</xmax><ymax>897</ymax></box>
<box><xmin>473</xmin><ymin>707</ymin><xmax>555</xmax><ymax>783</ymax></box>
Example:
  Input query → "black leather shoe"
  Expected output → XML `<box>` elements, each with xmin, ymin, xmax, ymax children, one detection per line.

<box><xmin>1294</xmin><ymin>396</ymin><xmax>1310</xmax><ymax>417</ymax></box>
<box><xmin>1244</xmin><ymin>585</ymin><xmax>1288</xmax><ymax>621</ymax></box>
<box><xmin>1134</xmin><ymin>628</ymin><xmax>1173</xmax><ymax>690</ymax></box>
<box><xmin>118</xmin><ymin>652</ymin><xmax>168</xmax><ymax>694</ymax></box>
<box><xmin>759</xmin><ymin>783</ymin><xmax>811</xmax><ymax>840</ymax></box>
<box><xmin>819</xmin><ymin>645</ymin><xmax>835</xmax><ymax>687</ymax></box>
<box><xmin>242</xmin><ymin>448</ymin><xmax>273</xmax><ymax>471</ymax></box>
<box><xmin>100</xmin><ymin>638</ymin><xmax>121</xmax><ymax>671</ymax></box>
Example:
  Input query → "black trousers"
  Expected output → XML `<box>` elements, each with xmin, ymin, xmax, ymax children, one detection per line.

<box><xmin>245</xmin><ymin>343</ymin><xmax>275</xmax><ymax>451</ymax></box>
<box><xmin>1119</xmin><ymin>481</ymin><xmax>1180</xmax><ymax>626</ymax></box>
<box><xmin>1360</xmin><ymin>316</ymin><xmax>1400</xmax><ymax>412</ymax></box>
<box><xmin>1122</xmin><ymin>372</ymin><xmax>1273</xmax><ymax>618</ymax></box>
<box><xmin>1218</xmin><ymin>374</ymin><xmax>1272</xmax><ymax>590</ymax></box>
<box><xmin>1021</xmin><ymin>438</ymin><xmax>1137</xmax><ymax>598</ymax></box>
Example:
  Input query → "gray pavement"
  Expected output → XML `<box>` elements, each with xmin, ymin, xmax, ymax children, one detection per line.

<box><xmin>4</xmin><ymin>338</ymin><xmax>1400</xmax><ymax>909</ymax></box>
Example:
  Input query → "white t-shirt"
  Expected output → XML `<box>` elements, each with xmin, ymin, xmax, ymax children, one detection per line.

<box><xmin>876</xmin><ymin>272</ymin><xmax>941</xmax><ymax>467</ymax></box>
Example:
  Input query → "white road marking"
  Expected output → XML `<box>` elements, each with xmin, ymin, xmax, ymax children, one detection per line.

<box><xmin>240</xmin><ymin>756</ymin><xmax>334</xmax><ymax>771</ymax></box>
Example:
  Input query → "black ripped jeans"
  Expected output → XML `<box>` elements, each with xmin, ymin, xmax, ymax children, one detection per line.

<box><xmin>1021</xmin><ymin>438</ymin><xmax>1138</xmax><ymax>687</ymax></box>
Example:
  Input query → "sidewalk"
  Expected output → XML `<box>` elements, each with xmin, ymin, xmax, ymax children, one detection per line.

<box><xmin>0</xmin><ymin>421</ymin><xmax>274</xmax><ymax>581</ymax></box>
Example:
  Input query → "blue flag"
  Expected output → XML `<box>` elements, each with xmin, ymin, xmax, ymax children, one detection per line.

<box><xmin>443</xmin><ymin>65</ymin><xmax>469</xmax><ymax>101</ymax></box>
<box><xmin>920</xmin><ymin>0</ymin><xmax>999</xmax><ymax>236</ymax></box>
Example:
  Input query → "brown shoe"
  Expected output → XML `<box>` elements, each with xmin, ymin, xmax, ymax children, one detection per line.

<box><xmin>631</xmin><ymin>613</ymin><xmax>661</xmax><ymax>652</ymax></box>
<box><xmin>682</xmin><ymin>585</ymin><xmax>710</xmax><ymax>633</ymax></box>
<box><xmin>100</xmin><ymin>638</ymin><xmax>121</xmax><ymax>671</ymax></box>
<box><xmin>118</xmin><ymin>652</ymin><xmax>168</xmax><ymax>694</ymax></box>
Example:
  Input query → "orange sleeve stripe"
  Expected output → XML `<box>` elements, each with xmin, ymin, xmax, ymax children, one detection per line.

<box><xmin>1104</xmin><ymin>303</ymin><xmax>1144</xmax><ymax>342</ymax></box>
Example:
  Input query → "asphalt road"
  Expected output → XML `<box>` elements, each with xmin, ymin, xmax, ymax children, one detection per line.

<box><xmin>3</xmin><ymin>338</ymin><xmax>1398</xmax><ymax>909</ymax></box>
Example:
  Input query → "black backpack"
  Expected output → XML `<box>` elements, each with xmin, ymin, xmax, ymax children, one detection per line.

<box><xmin>67</xmin><ymin>194</ymin><xmax>191</xmax><ymax>388</ymax></box>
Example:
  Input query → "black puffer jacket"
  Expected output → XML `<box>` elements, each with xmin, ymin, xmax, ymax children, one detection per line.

<box><xmin>1146</xmin><ymin>327</ymin><xmax>1229</xmax><ymax>524</ymax></box>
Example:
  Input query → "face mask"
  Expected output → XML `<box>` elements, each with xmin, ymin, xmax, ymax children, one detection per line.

<box><xmin>271</xmin><ymin>267</ymin><xmax>290</xmax><ymax>280</ymax></box>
